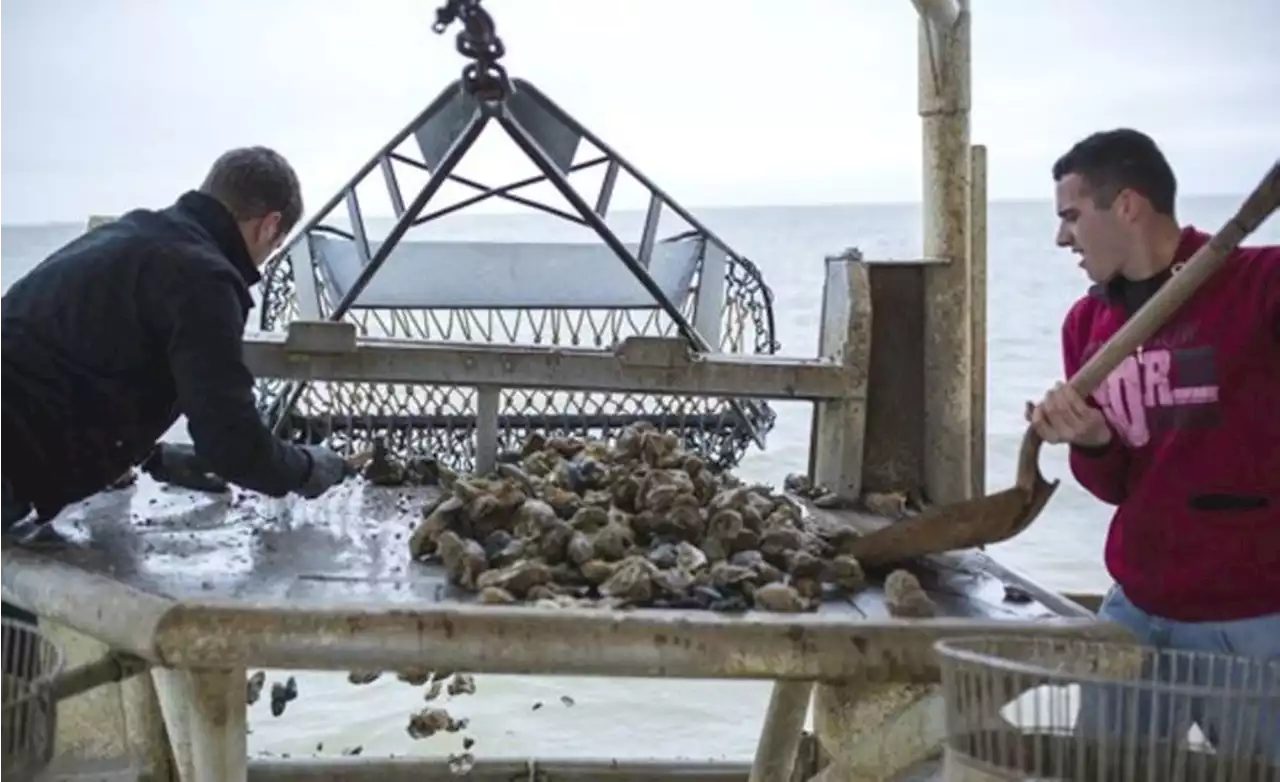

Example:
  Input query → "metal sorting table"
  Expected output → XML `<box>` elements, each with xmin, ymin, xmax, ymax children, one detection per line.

<box><xmin>1</xmin><ymin>476</ymin><xmax>1114</xmax><ymax>680</ymax></box>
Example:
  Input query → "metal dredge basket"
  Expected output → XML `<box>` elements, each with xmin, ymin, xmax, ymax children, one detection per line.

<box><xmin>2</xmin><ymin>618</ymin><xmax>64</xmax><ymax>782</ymax></box>
<box><xmin>1</xmin><ymin>617</ymin><xmax>148</xmax><ymax>782</ymax></box>
<box><xmin>934</xmin><ymin>635</ymin><xmax>1280</xmax><ymax>782</ymax></box>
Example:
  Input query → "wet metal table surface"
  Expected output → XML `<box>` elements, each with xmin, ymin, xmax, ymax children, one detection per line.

<box><xmin>17</xmin><ymin>478</ymin><xmax>450</xmax><ymax>607</ymax></box>
<box><xmin>1</xmin><ymin>477</ymin><xmax>1116</xmax><ymax>679</ymax></box>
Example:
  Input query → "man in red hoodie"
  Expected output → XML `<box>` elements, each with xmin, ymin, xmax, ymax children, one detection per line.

<box><xmin>1029</xmin><ymin>129</ymin><xmax>1278</xmax><ymax>759</ymax></box>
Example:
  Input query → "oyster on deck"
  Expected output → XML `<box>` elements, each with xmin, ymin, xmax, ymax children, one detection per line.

<box><xmin>401</xmin><ymin>423</ymin><xmax>883</xmax><ymax>614</ymax></box>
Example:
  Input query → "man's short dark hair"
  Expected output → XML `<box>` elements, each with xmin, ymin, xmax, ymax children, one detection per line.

<box><xmin>1052</xmin><ymin>129</ymin><xmax>1177</xmax><ymax>217</ymax></box>
<box><xmin>200</xmin><ymin>146</ymin><xmax>304</xmax><ymax>234</ymax></box>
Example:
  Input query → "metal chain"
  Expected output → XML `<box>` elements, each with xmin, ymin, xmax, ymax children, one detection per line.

<box><xmin>432</xmin><ymin>0</ymin><xmax>511</xmax><ymax>100</ymax></box>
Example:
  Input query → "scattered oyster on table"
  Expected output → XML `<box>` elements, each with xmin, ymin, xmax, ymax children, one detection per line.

<box><xmin>884</xmin><ymin>569</ymin><xmax>937</xmax><ymax>618</ymax></box>
<box><xmin>826</xmin><ymin>554</ymin><xmax>867</xmax><ymax>593</ymax></box>
<box><xmin>752</xmin><ymin>582</ymin><xmax>807</xmax><ymax>612</ymax></box>
<box><xmin>783</xmin><ymin>472</ymin><xmax>844</xmax><ymax>508</ymax></box>
<box><xmin>362</xmin><ymin>438</ymin><xmax>404</xmax><ymax>486</ymax></box>
<box><xmin>405</xmin><ymin>423</ymin><xmax>883</xmax><ymax>613</ymax></box>
<box><xmin>359</xmin><ymin>437</ymin><xmax>445</xmax><ymax>488</ymax></box>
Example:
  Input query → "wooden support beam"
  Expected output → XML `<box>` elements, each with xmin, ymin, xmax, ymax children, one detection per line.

<box><xmin>241</xmin><ymin>327</ymin><xmax>859</xmax><ymax>401</ymax></box>
<box><xmin>148</xmin><ymin>606</ymin><xmax>1116</xmax><ymax>677</ymax></box>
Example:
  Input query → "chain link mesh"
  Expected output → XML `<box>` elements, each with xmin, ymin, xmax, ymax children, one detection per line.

<box><xmin>255</xmin><ymin>243</ymin><xmax>779</xmax><ymax>473</ymax></box>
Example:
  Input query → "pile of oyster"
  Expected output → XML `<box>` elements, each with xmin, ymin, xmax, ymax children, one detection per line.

<box><xmin>406</xmin><ymin>423</ymin><xmax>870</xmax><ymax>613</ymax></box>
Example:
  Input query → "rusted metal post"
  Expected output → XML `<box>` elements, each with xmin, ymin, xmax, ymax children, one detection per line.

<box><xmin>918</xmin><ymin>0</ymin><xmax>974</xmax><ymax>505</ymax></box>
<box><xmin>968</xmin><ymin>144</ymin><xmax>988</xmax><ymax>498</ymax></box>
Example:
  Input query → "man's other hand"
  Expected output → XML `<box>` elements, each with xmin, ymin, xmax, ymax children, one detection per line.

<box><xmin>141</xmin><ymin>443</ymin><xmax>229</xmax><ymax>493</ymax></box>
<box><xmin>297</xmin><ymin>445</ymin><xmax>352</xmax><ymax>499</ymax></box>
<box><xmin>1025</xmin><ymin>381</ymin><xmax>1113</xmax><ymax>448</ymax></box>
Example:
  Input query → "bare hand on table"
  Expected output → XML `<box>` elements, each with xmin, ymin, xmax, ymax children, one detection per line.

<box><xmin>1025</xmin><ymin>381</ymin><xmax>1113</xmax><ymax>448</ymax></box>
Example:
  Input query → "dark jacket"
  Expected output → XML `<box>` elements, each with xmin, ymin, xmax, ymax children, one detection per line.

<box><xmin>2</xmin><ymin>191</ymin><xmax>312</xmax><ymax>519</ymax></box>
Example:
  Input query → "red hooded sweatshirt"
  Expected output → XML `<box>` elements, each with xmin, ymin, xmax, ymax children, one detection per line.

<box><xmin>1061</xmin><ymin>226</ymin><xmax>1280</xmax><ymax>622</ymax></box>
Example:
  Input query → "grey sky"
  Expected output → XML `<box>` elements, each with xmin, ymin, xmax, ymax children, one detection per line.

<box><xmin>3</xmin><ymin>0</ymin><xmax>1278</xmax><ymax>223</ymax></box>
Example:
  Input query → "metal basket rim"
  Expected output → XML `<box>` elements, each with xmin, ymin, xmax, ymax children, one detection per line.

<box><xmin>933</xmin><ymin>634</ymin><xmax>1279</xmax><ymax>701</ymax></box>
<box><xmin>1</xmin><ymin>617</ymin><xmax>67</xmax><ymax>704</ymax></box>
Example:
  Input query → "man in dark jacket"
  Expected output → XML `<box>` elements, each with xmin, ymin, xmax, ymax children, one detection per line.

<box><xmin>1</xmin><ymin>147</ymin><xmax>352</xmax><ymax>619</ymax></box>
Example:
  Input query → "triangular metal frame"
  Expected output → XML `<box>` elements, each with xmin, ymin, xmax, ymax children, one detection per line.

<box><xmin>261</xmin><ymin>77</ymin><xmax>772</xmax><ymax>448</ymax></box>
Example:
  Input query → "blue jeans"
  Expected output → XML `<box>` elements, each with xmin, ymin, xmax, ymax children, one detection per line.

<box><xmin>1077</xmin><ymin>585</ymin><xmax>1280</xmax><ymax>763</ymax></box>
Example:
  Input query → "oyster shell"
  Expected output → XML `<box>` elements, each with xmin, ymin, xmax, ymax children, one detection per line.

<box><xmin>407</xmin><ymin>707</ymin><xmax>463</xmax><ymax>739</ymax></box>
<box><xmin>409</xmin><ymin>495</ymin><xmax>465</xmax><ymax>560</ymax></box>
<box><xmin>437</xmin><ymin>531</ymin><xmax>488</xmax><ymax>590</ymax></box>
<box><xmin>346</xmin><ymin>670</ymin><xmax>381</xmax><ymax>686</ymax></box>
<box><xmin>752</xmin><ymin>582</ymin><xmax>807</xmax><ymax>613</ymax></box>
<box><xmin>599</xmin><ymin>556</ymin><xmax>656</xmax><ymax>603</ymax></box>
<box><xmin>885</xmin><ymin>569</ymin><xmax>937</xmax><ymax>618</ymax></box>
<box><xmin>447</xmin><ymin>673</ymin><xmax>477</xmax><ymax>696</ymax></box>
<box><xmin>363</xmin><ymin>438</ymin><xmax>405</xmax><ymax>486</ymax></box>
<box><xmin>475</xmin><ymin>560</ymin><xmax>553</xmax><ymax>599</ymax></box>
<box><xmin>402</xmin><ymin>425</ymin><xmax>935</xmax><ymax>616</ymax></box>
<box><xmin>246</xmin><ymin>671</ymin><xmax>266</xmax><ymax>704</ymax></box>
<box><xmin>269</xmin><ymin>676</ymin><xmax>298</xmax><ymax>717</ymax></box>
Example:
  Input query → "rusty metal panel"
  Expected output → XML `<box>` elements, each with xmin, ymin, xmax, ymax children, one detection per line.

<box><xmin>861</xmin><ymin>263</ymin><xmax>928</xmax><ymax>495</ymax></box>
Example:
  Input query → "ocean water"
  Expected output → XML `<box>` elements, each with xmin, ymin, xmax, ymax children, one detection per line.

<box><xmin>3</xmin><ymin>196</ymin><xmax>1274</xmax><ymax>763</ymax></box>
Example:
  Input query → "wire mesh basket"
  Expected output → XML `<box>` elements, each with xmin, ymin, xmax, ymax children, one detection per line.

<box><xmin>2</xmin><ymin>618</ymin><xmax>64</xmax><ymax>782</ymax></box>
<box><xmin>935</xmin><ymin>635</ymin><xmax>1280</xmax><ymax>782</ymax></box>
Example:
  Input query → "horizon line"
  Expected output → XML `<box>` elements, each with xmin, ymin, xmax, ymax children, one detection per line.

<box><xmin>0</xmin><ymin>191</ymin><xmax>1246</xmax><ymax>229</ymax></box>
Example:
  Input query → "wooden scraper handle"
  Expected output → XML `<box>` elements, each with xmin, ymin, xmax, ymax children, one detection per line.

<box><xmin>1069</xmin><ymin>159</ymin><xmax>1280</xmax><ymax>397</ymax></box>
